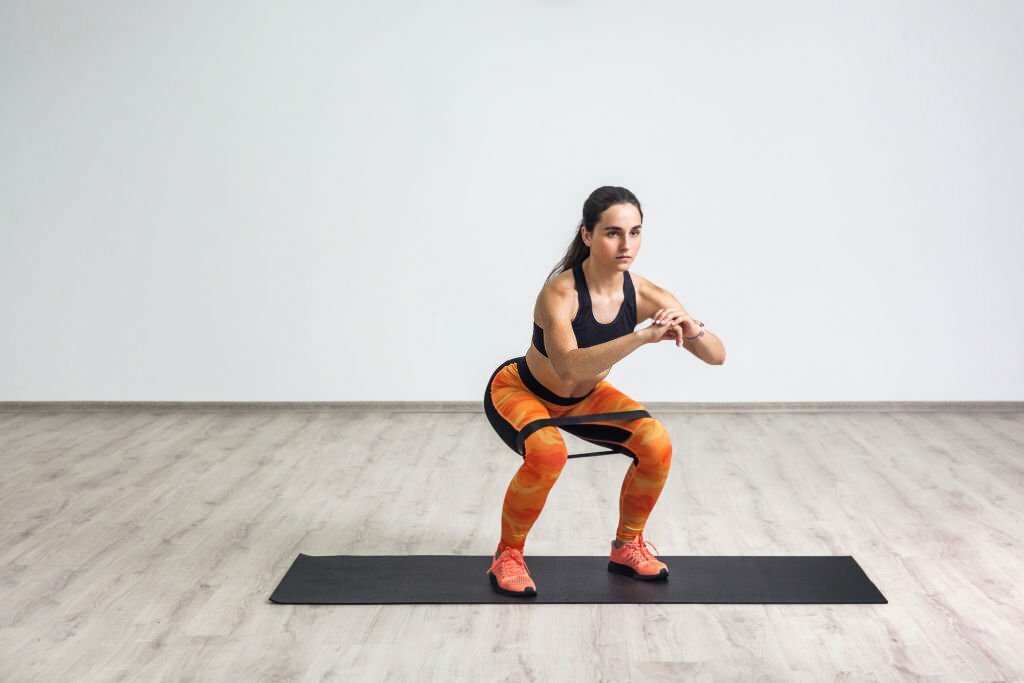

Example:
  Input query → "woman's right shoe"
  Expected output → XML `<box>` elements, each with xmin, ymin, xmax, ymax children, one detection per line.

<box><xmin>485</xmin><ymin>547</ymin><xmax>537</xmax><ymax>597</ymax></box>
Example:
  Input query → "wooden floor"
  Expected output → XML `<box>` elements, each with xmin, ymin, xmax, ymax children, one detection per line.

<box><xmin>1</xmin><ymin>407</ymin><xmax>1023</xmax><ymax>681</ymax></box>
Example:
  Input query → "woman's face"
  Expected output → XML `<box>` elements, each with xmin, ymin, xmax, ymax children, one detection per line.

<box><xmin>582</xmin><ymin>203</ymin><xmax>642</xmax><ymax>268</ymax></box>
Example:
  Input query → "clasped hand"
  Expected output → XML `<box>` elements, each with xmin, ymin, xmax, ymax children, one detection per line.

<box><xmin>645</xmin><ymin>308</ymin><xmax>699</xmax><ymax>347</ymax></box>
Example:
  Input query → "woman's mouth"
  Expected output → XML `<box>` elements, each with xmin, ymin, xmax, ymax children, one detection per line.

<box><xmin>617</xmin><ymin>256</ymin><xmax>631</xmax><ymax>261</ymax></box>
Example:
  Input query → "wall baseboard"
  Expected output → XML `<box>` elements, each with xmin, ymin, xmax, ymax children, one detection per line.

<box><xmin>0</xmin><ymin>401</ymin><xmax>1021</xmax><ymax>413</ymax></box>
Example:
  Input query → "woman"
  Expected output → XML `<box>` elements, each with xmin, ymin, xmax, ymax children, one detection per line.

<box><xmin>483</xmin><ymin>186</ymin><xmax>726</xmax><ymax>597</ymax></box>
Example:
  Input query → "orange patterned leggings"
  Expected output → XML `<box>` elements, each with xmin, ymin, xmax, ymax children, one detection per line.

<box><xmin>483</xmin><ymin>356</ymin><xmax>673</xmax><ymax>553</ymax></box>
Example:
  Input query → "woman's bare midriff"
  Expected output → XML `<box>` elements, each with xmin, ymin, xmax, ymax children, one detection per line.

<box><xmin>524</xmin><ymin>344</ymin><xmax>609</xmax><ymax>399</ymax></box>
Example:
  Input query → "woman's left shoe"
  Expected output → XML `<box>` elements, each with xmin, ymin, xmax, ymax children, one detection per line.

<box><xmin>608</xmin><ymin>532</ymin><xmax>669</xmax><ymax>580</ymax></box>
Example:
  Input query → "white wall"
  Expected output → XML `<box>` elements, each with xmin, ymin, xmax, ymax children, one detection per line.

<box><xmin>2</xmin><ymin>1</ymin><xmax>1021</xmax><ymax>402</ymax></box>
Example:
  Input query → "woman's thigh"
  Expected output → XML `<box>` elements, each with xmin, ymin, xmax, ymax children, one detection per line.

<box><xmin>558</xmin><ymin>380</ymin><xmax>663</xmax><ymax>464</ymax></box>
<box><xmin>484</xmin><ymin>357</ymin><xmax>566</xmax><ymax>457</ymax></box>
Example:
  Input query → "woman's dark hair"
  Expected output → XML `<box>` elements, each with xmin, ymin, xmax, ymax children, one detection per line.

<box><xmin>546</xmin><ymin>186</ymin><xmax>644</xmax><ymax>282</ymax></box>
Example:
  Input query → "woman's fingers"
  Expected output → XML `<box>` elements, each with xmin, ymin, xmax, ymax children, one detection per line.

<box><xmin>656</xmin><ymin>323</ymin><xmax>684</xmax><ymax>344</ymax></box>
<box><xmin>661</xmin><ymin>310</ymin><xmax>691</xmax><ymax>328</ymax></box>
<box><xmin>655</xmin><ymin>308</ymin><xmax>688</xmax><ymax>325</ymax></box>
<box><xmin>657</xmin><ymin>323</ymin><xmax>684</xmax><ymax>346</ymax></box>
<box><xmin>651</xmin><ymin>310</ymin><xmax>689</xmax><ymax>346</ymax></box>
<box><xmin>655</xmin><ymin>308</ymin><xmax>676</xmax><ymax>324</ymax></box>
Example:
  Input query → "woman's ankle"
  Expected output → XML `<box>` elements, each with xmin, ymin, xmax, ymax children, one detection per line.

<box><xmin>613</xmin><ymin>535</ymin><xmax>636</xmax><ymax>548</ymax></box>
<box><xmin>495</xmin><ymin>543</ymin><xmax>522</xmax><ymax>559</ymax></box>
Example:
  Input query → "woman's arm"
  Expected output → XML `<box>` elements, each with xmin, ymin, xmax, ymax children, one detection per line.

<box><xmin>566</xmin><ymin>332</ymin><xmax>648</xmax><ymax>383</ymax></box>
<box><xmin>539</xmin><ymin>285</ymin><xmax>648</xmax><ymax>383</ymax></box>
<box><xmin>642</xmin><ymin>279</ymin><xmax>726</xmax><ymax>365</ymax></box>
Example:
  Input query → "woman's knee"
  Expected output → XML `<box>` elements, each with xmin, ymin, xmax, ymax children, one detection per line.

<box><xmin>631</xmin><ymin>418</ymin><xmax>673</xmax><ymax>467</ymax></box>
<box><xmin>522</xmin><ymin>427</ymin><xmax>569</xmax><ymax>471</ymax></box>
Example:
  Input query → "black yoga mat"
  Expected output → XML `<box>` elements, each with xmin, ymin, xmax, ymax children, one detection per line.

<box><xmin>269</xmin><ymin>553</ymin><xmax>887</xmax><ymax>605</ymax></box>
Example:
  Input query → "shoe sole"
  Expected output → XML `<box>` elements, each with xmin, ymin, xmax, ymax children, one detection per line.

<box><xmin>488</xmin><ymin>570</ymin><xmax>537</xmax><ymax>597</ymax></box>
<box><xmin>608</xmin><ymin>560</ymin><xmax>669</xmax><ymax>581</ymax></box>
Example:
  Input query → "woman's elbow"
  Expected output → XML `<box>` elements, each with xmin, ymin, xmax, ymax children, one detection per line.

<box><xmin>551</xmin><ymin>351</ymin><xmax>577</xmax><ymax>383</ymax></box>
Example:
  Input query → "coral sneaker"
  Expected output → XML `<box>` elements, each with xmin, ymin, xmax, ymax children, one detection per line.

<box><xmin>485</xmin><ymin>547</ymin><xmax>537</xmax><ymax>596</ymax></box>
<box><xmin>608</xmin><ymin>533</ymin><xmax>669</xmax><ymax>580</ymax></box>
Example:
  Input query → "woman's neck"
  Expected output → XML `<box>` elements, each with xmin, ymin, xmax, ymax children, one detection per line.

<box><xmin>581</xmin><ymin>256</ymin><xmax>624</xmax><ymax>296</ymax></box>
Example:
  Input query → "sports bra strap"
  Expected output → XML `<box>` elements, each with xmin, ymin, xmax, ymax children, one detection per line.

<box><xmin>571</xmin><ymin>263</ymin><xmax>591</xmax><ymax>310</ymax></box>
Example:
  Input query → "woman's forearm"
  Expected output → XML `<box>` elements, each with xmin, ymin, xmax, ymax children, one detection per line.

<box><xmin>686</xmin><ymin>329</ymin><xmax>726</xmax><ymax>364</ymax></box>
<box><xmin>566</xmin><ymin>331</ymin><xmax>646</xmax><ymax>383</ymax></box>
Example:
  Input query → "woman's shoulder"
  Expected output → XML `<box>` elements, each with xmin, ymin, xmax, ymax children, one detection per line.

<box><xmin>540</xmin><ymin>267</ymin><xmax>577</xmax><ymax>296</ymax></box>
<box><xmin>628</xmin><ymin>270</ymin><xmax>650</xmax><ymax>294</ymax></box>
<box><xmin>622</xmin><ymin>270</ymin><xmax>655</xmax><ymax>299</ymax></box>
<box><xmin>533</xmin><ymin>268</ymin><xmax>578</xmax><ymax>326</ymax></box>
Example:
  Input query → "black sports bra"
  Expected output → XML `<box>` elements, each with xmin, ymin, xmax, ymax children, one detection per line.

<box><xmin>532</xmin><ymin>262</ymin><xmax>637</xmax><ymax>358</ymax></box>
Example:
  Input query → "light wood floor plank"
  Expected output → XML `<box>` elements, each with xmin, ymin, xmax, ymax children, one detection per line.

<box><xmin>1</xmin><ymin>408</ymin><xmax>1022</xmax><ymax>681</ymax></box>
